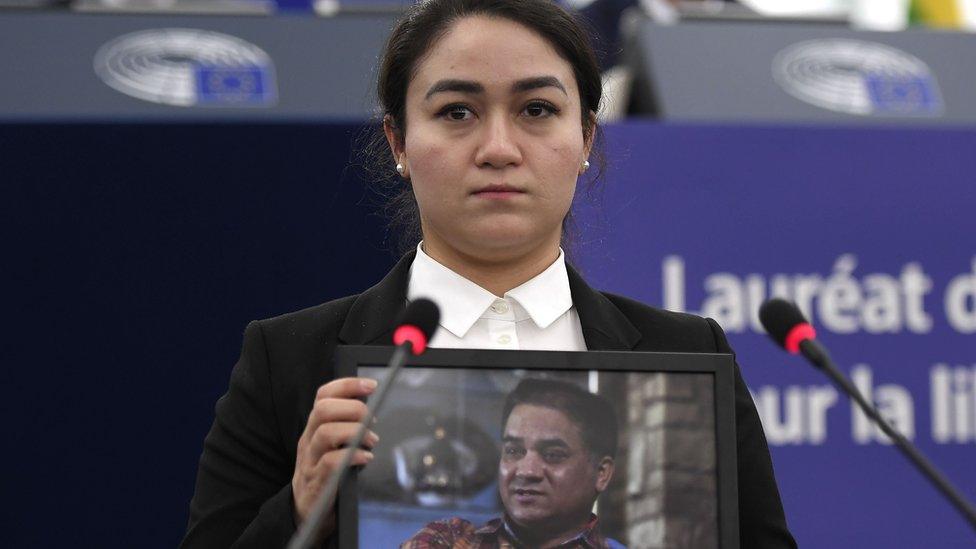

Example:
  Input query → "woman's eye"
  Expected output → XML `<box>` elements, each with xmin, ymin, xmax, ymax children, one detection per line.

<box><xmin>440</xmin><ymin>105</ymin><xmax>473</xmax><ymax>121</ymax></box>
<box><xmin>523</xmin><ymin>101</ymin><xmax>559</xmax><ymax>118</ymax></box>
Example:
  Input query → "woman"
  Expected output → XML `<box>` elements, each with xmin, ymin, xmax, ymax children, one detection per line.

<box><xmin>182</xmin><ymin>1</ymin><xmax>796</xmax><ymax>547</ymax></box>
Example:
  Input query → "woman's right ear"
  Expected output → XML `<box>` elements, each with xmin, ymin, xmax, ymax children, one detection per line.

<box><xmin>384</xmin><ymin>115</ymin><xmax>410</xmax><ymax>179</ymax></box>
<box><xmin>383</xmin><ymin>115</ymin><xmax>404</xmax><ymax>161</ymax></box>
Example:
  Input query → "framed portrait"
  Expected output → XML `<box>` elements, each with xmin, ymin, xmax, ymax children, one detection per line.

<box><xmin>335</xmin><ymin>347</ymin><xmax>739</xmax><ymax>549</ymax></box>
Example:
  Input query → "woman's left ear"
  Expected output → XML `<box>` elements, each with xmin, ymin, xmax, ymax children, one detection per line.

<box><xmin>581</xmin><ymin>111</ymin><xmax>597</xmax><ymax>175</ymax></box>
<box><xmin>584</xmin><ymin>110</ymin><xmax>597</xmax><ymax>152</ymax></box>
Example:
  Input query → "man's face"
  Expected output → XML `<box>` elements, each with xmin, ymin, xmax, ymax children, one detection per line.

<box><xmin>499</xmin><ymin>404</ymin><xmax>613</xmax><ymax>536</ymax></box>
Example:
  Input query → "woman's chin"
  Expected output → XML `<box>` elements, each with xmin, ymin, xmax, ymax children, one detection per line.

<box><xmin>423</xmin><ymin>217</ymin><xmax>561</xmax><ymax>263</ymax></box>
<box><xmin>465</xmin><ymin>225</ymin><xmax>555</xmax><ymax>252</ymax></box>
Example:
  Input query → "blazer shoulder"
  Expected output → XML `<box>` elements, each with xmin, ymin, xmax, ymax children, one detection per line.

<box><xmin>599</xmin><ymin>291</ymin><xmax>706</xmax><ymax>326</ymax></box>
<box><xmin>600</xmin><ymin>291</ymin><xmax>723</xmax><ymax>352</ymax></box>
<box><xmin>252</xmin><ymin>294</ymin><xmax>361</xmax><ymax>344</ymax></box>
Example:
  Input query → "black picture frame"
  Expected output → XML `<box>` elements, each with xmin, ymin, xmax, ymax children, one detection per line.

<box><xmin>335</xmin><ymin>346</ymin><xmax>739</xmax><ymax>549</ymax></box>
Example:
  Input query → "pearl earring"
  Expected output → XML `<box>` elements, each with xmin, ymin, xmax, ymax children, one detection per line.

<box><xmin>581</xmin><ymin>160</ymin><xmax>590</xmax><ymax>173</ymax></box>
<box><xmin>396</xmin><ymin>163</ymin><xmax>405</xmax><ymax>176</ymax></box>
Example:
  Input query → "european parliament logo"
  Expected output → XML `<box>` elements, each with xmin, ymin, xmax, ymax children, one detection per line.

<box><xmin>94</xmin><ymin>29</ymin><xmax>278</xmax><ymax>108</ymax></box>
<box><xmin>865</xmin><ymin>74</ymin><xmax>940</xmax><ymax>114</ymax></box>
<box><xmin>773</xmin><ymin>39</ymin><xmax>944</xmax><ymax>117</ymax></box>
<box><xmin>196</xmin><ymin>65</ymin><xmax>272</xmax><ymax>105</ymax></box>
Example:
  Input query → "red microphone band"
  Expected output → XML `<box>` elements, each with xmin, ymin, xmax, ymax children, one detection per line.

<box><xmin>393</xmin><ymin>324</ymin><xmax>428</xmax><ymax>355</ymax></box>
<box><xmin>784</xmin><ymin>323</ymin><xmax>816</xmax><ymax>354</ymax></box>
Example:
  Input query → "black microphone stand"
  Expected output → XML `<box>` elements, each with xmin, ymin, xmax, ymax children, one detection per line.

<box><xmin>799</xmin><ymin>338</ymin><xmax>976</xmax><ymax>533</ymax></box>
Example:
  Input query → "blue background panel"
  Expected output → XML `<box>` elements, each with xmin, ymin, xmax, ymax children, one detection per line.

<box><xmin>2</xmin><ymin>121</ymin><xmax>974</xmax><ymax>547</ymax></box>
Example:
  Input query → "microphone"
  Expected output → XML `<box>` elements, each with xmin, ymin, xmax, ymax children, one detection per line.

<box><xmin>759</xmin><ymin>298</ymin><xmax>976</xmax><ymax>533</ymax></box>
<box><xmin>288</xmin><ymin>299</ymin><xmax>440</xmax><ymax>549</ymax></box>
<box><xmin>758</xmin><ymin>298</ymin><xmax>829</xmax><ymax>366</ymax></box>
<box><xmin>392</xmin><ymin>297</ymin><xmax>440</xmax><ymax>355</ymax></box>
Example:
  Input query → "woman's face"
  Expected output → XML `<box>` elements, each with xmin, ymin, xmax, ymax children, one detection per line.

<box><xmin>391</xmin><ymin>15</ymin><xmax>592</xmax><ymax>262</ymax></box>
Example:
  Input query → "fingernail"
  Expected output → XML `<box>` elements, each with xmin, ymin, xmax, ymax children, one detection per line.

<box><xmin>361</xmin><ymin>378</ymin><xmax>378</xmax><ymax>391</ymax></box>
<box><xmin>364</xmin><ymin>451</ymin><xmax>375</xmax><ymax>462</ymax></box>
<box><xmin>367</xmin><ymin>432</ymin><xmax>380</xmax><ymax>446</ymax></box>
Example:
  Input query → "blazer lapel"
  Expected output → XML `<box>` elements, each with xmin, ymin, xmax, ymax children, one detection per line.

<box><xmin>567</xmin><ymin>265</ymin><xmax>642</xmax><ymax>351</ymax></box>
<box><xmin>337</xmin><ymin>250</ymin><xmax>416</xmax><ymax>346</ymax></box>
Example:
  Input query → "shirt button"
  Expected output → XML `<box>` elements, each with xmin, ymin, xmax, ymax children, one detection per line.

<box><xmin>491</xmin><ymin>300</ymin><xmax>509</xmax><ymax>314</ymax></box>
<box><xmin>497</xmin><ymin>334</ymin><xmax>512</xmax><ymax>345</ymax></box>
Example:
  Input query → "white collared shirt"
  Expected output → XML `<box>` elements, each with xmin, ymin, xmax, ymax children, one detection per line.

<box><xmin>406</xmin><ymin>244</ymin><xmax>587</xmax><ymax>351</ymax></box>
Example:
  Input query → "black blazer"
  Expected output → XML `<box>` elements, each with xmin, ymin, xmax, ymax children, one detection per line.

<box><xmin>182</xmin><ymin>252</ymin><xmax>797</xmax><ymax>548</ymax></box>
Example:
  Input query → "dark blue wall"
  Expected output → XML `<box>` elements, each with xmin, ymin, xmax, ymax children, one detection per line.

<box><xmin>1</xmin><ymin>123</ymin><xmax>395</xmax><ymax>547</ymax></box>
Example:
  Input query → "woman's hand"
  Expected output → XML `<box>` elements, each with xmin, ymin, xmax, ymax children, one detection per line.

<box><xmin>292</xmin><ymin>377</ymin><xmax>379</xmax><ymax>528</ymax></box>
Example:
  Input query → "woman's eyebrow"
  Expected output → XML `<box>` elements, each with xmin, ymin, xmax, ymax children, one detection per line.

<box><xmin>425</xmin><ymin>79</ymin><xmax>483</xmax><ymax>100</ymax></box>
<box><xmin>511</xmin><ymin>76</ymin><xmax>567</xmax><ymax>96</ymax></box>
<box><xmin>424</xmin><ymin>76</ymin><xmax>567</xmax><ymax>101</ymax></box>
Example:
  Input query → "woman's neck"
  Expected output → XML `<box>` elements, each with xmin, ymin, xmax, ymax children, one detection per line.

<box><xmin>420</xmin><ymin>237</ymin><xmax>561</xmax><ymax>297</ymax></box>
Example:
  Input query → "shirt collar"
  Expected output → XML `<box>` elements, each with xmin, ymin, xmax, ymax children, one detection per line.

<box><xmin>505</xmin><ymin>248</ymin><xmax>574</xmax><ymax>330</ymax></box>
<box><xmin>407</xmin><ymin>243</ymin><xmax>498</xmax><ymax>339</ymax></box>
<box><xmin>406</xmin><ymin>243</ymin><xmax>574</xmax><ymax>338</ymax></box>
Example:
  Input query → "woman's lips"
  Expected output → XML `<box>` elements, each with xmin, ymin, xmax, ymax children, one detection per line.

<box><xmin>472</xmin><ymin>185</ymin><xmax>525</xmax><ymax>199</ymax></box>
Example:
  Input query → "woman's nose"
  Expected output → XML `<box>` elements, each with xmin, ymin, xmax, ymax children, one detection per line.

<box><xmin>475</xmin><ymin>113</ymin><xmax>522</xmax><ymax>169</ymax></box>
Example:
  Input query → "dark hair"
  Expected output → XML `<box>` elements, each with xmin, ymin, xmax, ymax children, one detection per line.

<box><xmin>363</xmin><ymin>0</ymin><xmax>604</xmax><ymax>257</ymax></box>
<box><xmin>501</xmin><ymin>378</ymin><xmax>617</xmax><ymax>461</ymax></box>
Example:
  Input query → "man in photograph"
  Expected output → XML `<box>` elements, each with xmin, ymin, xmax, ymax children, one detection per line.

<box><xmin>402</xmin><ymin>378</ymin><xmax>621</xmax><ymax>548</ymax></box>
